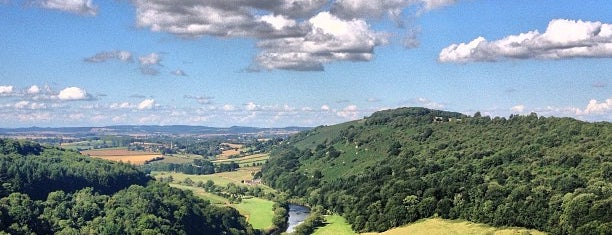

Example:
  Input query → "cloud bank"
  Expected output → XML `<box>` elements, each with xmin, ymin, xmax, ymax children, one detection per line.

<box><xmin>130</xmin><ymin>0</ymin><xmax>457</xmax><ymax>71</ymax></box>
<box><xmin>439</xmin><ymin>19</ymin><xmax>612</xmax><ymax>63</ymax></box>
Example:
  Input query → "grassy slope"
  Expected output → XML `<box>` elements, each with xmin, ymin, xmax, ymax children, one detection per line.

<box><xmin>233</xmin><ymin>198</ymin><xmax>275</xmax><ymax>230</ymax></box>
<box><xmin>313</xmin><ymin>215</ymin><xmax>357</xmax><ymax>235</ymax></box>
<box><xmin>313</xmin><ymin>216</ymin><xmax>547</xmax><ymax>235</ymax></box>
<box><xmin>361</xmin><ymin>218</ymin><xmax>547</xmax><ymax>235</ymax></box>
<box><xmin>157</xmin><ymin>168</ymin><xmax>277</xmax><ymax>230</ymax></box>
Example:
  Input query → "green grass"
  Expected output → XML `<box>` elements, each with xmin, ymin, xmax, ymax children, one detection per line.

<box><xmin>313</xmin><ymin>215</ymin><xmax>357</xmax><ymax>235</ymax></box>
<box><xmin>233</xmin><ymin>198</ymin><xmax>275</xmax><ymax>230</ymax></box>
<box><xmin>158</xmin><ymin>153</ymin><xmax>206</xmax><ymax>164</ymax></box>
<box><xmin>212</xmin><ymin>153</ymin><xmax>269</xmax><ymax>167</ymax></box>
<box><xmin>361</xmin><ymin>218</ymin><xmax>548</xmax><ymax>235</ymax></box>
<box><xmin>169</xmin><ymin>183</ymin><xmax>229</xmax><ymax>204</ymax></box>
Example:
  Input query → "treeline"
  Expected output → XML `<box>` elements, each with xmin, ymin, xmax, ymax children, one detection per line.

<box><xmin>0</xmin><ymin>139</ymin><xmax>259</xmax><ymax>234</ymax></box>
<box><xmin>0</xmin><ymin>139</ymin><xmax>149</xmax><ymax>200</ymax></box>
<box><xmin>262</xmin><ymin>107</ymin><xmax>611</xmax><ymax>234</ymax></box>
<box><xmin>141</xmin><ymin>159</ymin><xmax>240</xmax><ymax>175</ymax></box>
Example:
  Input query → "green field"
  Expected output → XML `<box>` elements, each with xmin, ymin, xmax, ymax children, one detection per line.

<box><xmin>157</xmin><ymin>168</ymin><xmax>277</xmax><ymax>230</ymax></box>
<box><xmin>212</xmin><ymin>153</ymin><xmax>269</xmax><ymax>167</ymax></box>
<box><xmin>233</xmin><ymin>198</ymin><xmax>275</xmax><ymax>230</ymax></box>
<box><xmin>157</xmin><ymin>153</ymin><xmax>207</xmax><ymax>164</ymax></box>
<box><xmin>361</xmin><ymin>218</ymin><xmax>547</xmax><ymax>235</ymax></box>
<box><xmin>170</xmin><ymin>183</ymin><xmax>229</xmax><ymax>204</ymax></box>
<box><xmin>313</xmin><ymin>215</ymin><xmax>357</xmax><ymax>235</ymax></box>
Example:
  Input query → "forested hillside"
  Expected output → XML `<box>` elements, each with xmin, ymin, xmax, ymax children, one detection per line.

<box><xmin>262</xmin><ymin>107</ymin><xmax>611</xmax><ymax>234</ymax></box>
<box><xmin>0</xmin><ymin>139</ymin><xmax>257</xmax><ymax>234</ymax></box>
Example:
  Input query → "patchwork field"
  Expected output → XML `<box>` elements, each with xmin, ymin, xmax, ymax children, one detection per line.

<box><xmin>217</xmin><ymin>143</ymin><xmax>244</xmax><ymax>159</ymax></box>
<box><xmin>212</xmin><ymin>153</ymin><xmax>269</xmax><ymax>167</ymax></box>
<box><xmin>152</xmin><ymin>167</ymin><xmax>276</xmax><ymax>194</ymax></box>
<box><xmin>81</xmin><ymin>148</ymin><xmax>162</xmax><ymax>165</ymax></box>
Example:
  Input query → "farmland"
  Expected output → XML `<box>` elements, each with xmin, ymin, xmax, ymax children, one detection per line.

<box><xmin>81</xmin><ymin>148</ymin><xmax>162</xmax><ymax>165</ymax></box>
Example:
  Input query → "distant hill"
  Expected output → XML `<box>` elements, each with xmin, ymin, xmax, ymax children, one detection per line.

<box><xmin>0</xmin><ymin>125</ymin><xmax>310</xmax><ymax>136</ymax></box>
<box><xmin>262</xmin><ymin>107</ymin><xmax>611</xmax><ymax>234</ymax></box>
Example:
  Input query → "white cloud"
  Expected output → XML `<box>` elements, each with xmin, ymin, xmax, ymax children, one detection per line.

<box><xmin>0</xmin><ymin>85</ymin><xmax>14</xmax><ymax>95</ymax></box>
<box><xmin>255</xmin><ymin>12</ymin><xmax>388</xmax><ymax>71</ymax></box>
<box><xmin>511</xmin><ymin>104</ymin><xmax>525</xmax><ymax>113</ymax></box>
<box><xmin>245</xmin><ymin>102</ymin><xmax>260</xmax><ymax>111</ymax></box>
<box><xmin>137</xmin><ymin>99</ymin><xmax>155</xmax><ymax>110</ymax></box>
<box><xmin>110</xmin><ymin>102</ymin><xmax>132</xmax><ymax>109</ymax></box>
<box><xmin>416</xmin><ymin>97</ymin><xmax>445</xmax><ymax>109</ymax></box>
<box><xmin>13</xmin><ymin>100</ymin><xmax>47</xmax><ymax>110</ymax></box>
<box><xmin>139</xmin><ymin>53</ymin><xmax>162</xmax><ymax>66</ymax></box>
<box><xmin>131</xmin><ymin>0</ymin><xmax>454</xmax><ymax>71</ymax></box>
<box><xmin>26</xmin><ymin>85</ymin><xmax>41</xmax><ymax>94</ymax></box>
<box><xmin>34</xmin><ymin>0</ymin><xmax>98</xmax><ymax>16</ymax></box>
<box><xmin>222</xmin><ymin>104</ymin><xmax>236</xmax><ymax>111</ymax></box>
<box><xmin>259</xmin><ymin>14</ymin><xmax>297</xmax><ymax>30</ymax></box>
<box><xmin>440</xmin><ymin>19</ymin><xmax>612</xmax><ymax>63</ymax></box>
<box><xmin>138</xmin><ymin>53</ymin><xmax>162</xmax><ymax>76</ymax></box>
<box><xmin>336</xmin><ymin>104</ymin><xmax>359</xmax><ymax>119</ymax></box>
<box><xmin>321</xmin><ymin>104</ymin><xmax>331</xmax><ymax>111</ymax></box>
<box><xmin>84</xmin><ymin>50</ymin><xmax>133</xmax><ymax>63</ymax></box>
<box><xmin>582</xmin><ymin>98</ymin><xmax>612</xmax><ymax>115</ymax></box>
<box><xmin>58</xmin><ymin>87</ymin><xmax>89</xmax><ymax>100</ymax></box>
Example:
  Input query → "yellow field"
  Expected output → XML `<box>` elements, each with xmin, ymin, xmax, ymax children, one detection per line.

<box><xmin>217</xmin><ymin>143</ymin><xmax>244</xmax><ymax>159</ymax></box>
<box><xmin>81</xmin><ymin>148</ymin><xmax>162</xmax><ymax>165</ymax></box>
<box><xmin>361</xmin><ymin>218</ymin><xmax>547</xmax><ymax>235</ymax></box>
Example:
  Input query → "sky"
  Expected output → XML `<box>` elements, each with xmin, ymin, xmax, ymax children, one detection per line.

<box><xmin>0</xmin><ymin>0</ymin><xmax>610</xmax><ymax>128</ymax></box>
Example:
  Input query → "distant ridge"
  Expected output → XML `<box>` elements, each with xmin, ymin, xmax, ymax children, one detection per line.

<box><xmin>0</xmin><ymin>125</ymin><xmax>311</xmax><ymax>136</ymax></box>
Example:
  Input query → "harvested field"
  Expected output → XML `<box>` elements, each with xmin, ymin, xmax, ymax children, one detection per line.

<box><xmin>81</xmin><ymin>148</ymin><xmax>162</xmax><ymax>165</ymax></box>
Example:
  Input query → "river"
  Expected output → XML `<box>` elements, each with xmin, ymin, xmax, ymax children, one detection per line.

<box><xmin>285</xmin><ymin>204</ymin><xmax>311</xmax><ymax>233</ymax></box>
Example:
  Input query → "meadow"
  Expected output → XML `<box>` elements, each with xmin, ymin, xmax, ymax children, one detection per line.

<box><xmin>156</xmin><ymin>168</ymin><xmax>276</xmax><ymax>230</ymax></box>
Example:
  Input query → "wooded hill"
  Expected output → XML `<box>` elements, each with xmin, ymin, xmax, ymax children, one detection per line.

<box><xmin>0</xmin><ymin>139</ymin><xmax>258</xmax><ymax>234</ymax></box>
<box><xmin>261</xmin><ymin>107</ymin><xmax>611</xmax><ymax>234</ymax></box>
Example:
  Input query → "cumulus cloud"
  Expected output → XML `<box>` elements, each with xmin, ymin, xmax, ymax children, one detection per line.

<box><xmin>26</xmin><ymin>85</ymin><xmax>41</xmax><ymax>94</ymax></box>
<box><xmin>33</xmin><ymin>0</ymin><xmax>98</xmax><ymax>16</ymax></box>
<box><xmin>511</xmin><ymin>104</ymin><xmax>525</xmax><ymax>113</ymax></box>
<box><xmin>416</xmin><ymin>97</ymin><xmax>444</xmax><ymax>109</ymax></box>
<box><xmin>139</xmin><ymin>53</ymin><xmax>162</xmax><ymax>66</ymax></box>
<box><xmin>321</xmin><ymin>104</ymin><xmax>331</xmax><ymax>111</ymax></box>
<box><xmin>0</xmin><ymin>85</ymin><xmax>14</xmax><ymax>95</ymax></box>
<box><xmin>58</xmin><ymin>87</ymin><xmax>89</xmax><ymax>100</ymax></box>
<box><xmin>255</xmin><ymin>12</ymin><xmax>388</xmax><ymax>71</ymax></box>
<box><xmin>130</xmin><ymin>0</ymin><xmax>454</xmax><ymax>71</ymax></box>
<box><xmin>137</xmin><ymin>99</ymin><xmax>155</xmax><ymax>110</ymax></box>
<box><xmin>84</xmin><ymin>50</ymin><xmax>133</xmax><ymax>63</ymax></box>
<box><xmin>336</xmin><ymin>104</ymin><xmax>359</xmax><ymax>119</ymax></box>
<box><xmin>582</xmin><ymin>98</ymin><xmax>612</xmax><ymax>115</ymax></box>
<box><xmin>439</xmin><ymin>19</ymin><xmax>612</xmax><ymax>63</ymax></box>
<box><xmin>138</xmin><ymin>53</ymin><xmax>162</xmax><ymax>75</ymax></box>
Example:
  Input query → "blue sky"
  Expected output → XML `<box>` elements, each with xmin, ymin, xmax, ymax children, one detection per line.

<box><xmin>0</xmin><ymin>0</ymin><xmax>610</xmax><ymax>127</ymax></box>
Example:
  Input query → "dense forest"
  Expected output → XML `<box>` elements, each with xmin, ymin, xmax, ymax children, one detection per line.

<box><xmin>262</xmin><ymin>107</ymin><xmax>612</xmax><ymax>234</ymax></box>
<box><xmin>0</xmin><ymin>139</ymin><xmax>258</xmax><ymax>234</ymax></box>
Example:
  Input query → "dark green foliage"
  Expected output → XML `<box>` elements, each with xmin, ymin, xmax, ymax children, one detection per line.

<box><xmin>0</xmin><ymin>143</ymin><xmax>149</xmax><ymax>200</ymax></box>
<box><xmin>261</xmin><ymin>107</ymin><xmax>612</xmax><ymax>234</ymax></box>
<box><xmin>0</xmin><ymin>139</ymin><xmax>259</xmax><ymax>235</ymax></box>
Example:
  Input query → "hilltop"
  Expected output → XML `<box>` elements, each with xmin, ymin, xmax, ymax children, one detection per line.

<box><xmin>262</xmin><ymin>107</ymin><xmax>611</xmax><ymax>234</ymax></box>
